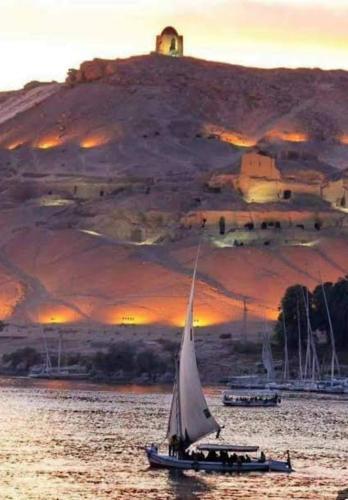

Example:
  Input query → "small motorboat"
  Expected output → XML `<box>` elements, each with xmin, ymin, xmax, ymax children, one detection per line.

<box><xmin>145</xmin><ymin>241</ymin><xmax>292</xmax><ymax>474</ymax></box>
<box><xmin>222</xmin><ymin>391</ymin><xmax>281</xmax><ymax>407</ymax></box>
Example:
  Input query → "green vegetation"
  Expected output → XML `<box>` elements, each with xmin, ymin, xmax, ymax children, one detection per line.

<box><xmin>2</xmin><ymin>347</ymin><xmax>41</xmax><ymax>372</ymax></box>
<box><xmin>94</xmin><ymin>342</ymin><xmax>136</xmax><ymax>374</ymax></box>
<box><xmin>276</xmin><ymin>276</ymin><xmax>348</xmax><ymax>350</ymax></box>
<box><xmin>135</xmin><ymin>349</ymin><xmax>166</xmax><ymax>382</ymax></box>
<box><xmin>92</xmin><ymin>342</ymin><xmax>172</xmax><ymax>381</ymax></box>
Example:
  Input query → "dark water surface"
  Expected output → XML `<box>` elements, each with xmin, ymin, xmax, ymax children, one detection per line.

<box><xmin>0</xmin><ymin>377</ymin><xmax>347</xmax><ymax>499</ymax></box>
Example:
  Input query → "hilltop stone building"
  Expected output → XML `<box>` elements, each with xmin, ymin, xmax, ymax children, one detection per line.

<box><xmin>156</xmin><ymin>26</ymin><xmax>183</xmax><ymax>57</ymax></box>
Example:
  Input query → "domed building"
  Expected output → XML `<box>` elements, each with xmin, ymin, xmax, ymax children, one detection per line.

<box><xmin>155</xmin><ymin>26</ymin><xmax>184</xmax><ymax>57</ymax></box>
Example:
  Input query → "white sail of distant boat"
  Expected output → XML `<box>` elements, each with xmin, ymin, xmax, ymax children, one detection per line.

<box><xmin>262</xmin><ymin>322</ymin><xmax>275</xmax><ymax>382</ymax></box>
<box><xmin>302</xmin><ymin>287</ymin><xmax>320</xmax><ymax>381</ymax></box>
<box><xmin>303</xmin><ymin>287</ymin><xmax>312</xmax><ymax>379</ymax></box>
<box><xmin>282</xmin><ymin>311</ymin><xmax>289</xmax><ymax>381</ymax></box>
<box><xmin>167</xmin><ymin>245</ymin><xmax>220</xmax><ymax>447</ymax></box>
<box><xmin>41</xmin><ymin>325</ymin><xmax>52</xmax><ymax>373</ymax></box>
<box><xmin>296</xmin><ymin>298</ymin><xmax>303</xmax><ymax>381</ymax></box>
<box><xmin>320</xmin><ymin>277</ymin><xmax>340</xmax><ymax>382</ymax></box>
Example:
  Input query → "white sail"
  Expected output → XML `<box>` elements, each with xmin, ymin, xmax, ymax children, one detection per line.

<box><xmin>282</xmin><ymin>311</ymin><xmax>289</xmax><ymax>381</ymax></box>
<box><xmin>167</xmin><ymin>246</ymin><xmax>220</xmax><ymax>447</ymax></box>
<box><xmin>262</xmin><ymin>323</ymin><xmax>275</xmax><ymax>382</ymax></box>
<box><xmin>320</xmin><ymin>279</ymin><xmax>340</xmax><ymax>381</ymax></box>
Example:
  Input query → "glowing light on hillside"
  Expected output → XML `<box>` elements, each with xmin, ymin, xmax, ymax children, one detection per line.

<box><xmin>34</xmin><ymin>306</ymin><xmax>81</xmax><ymax>325</ymax></box>
<box><xmin>243</xmin><ymin>182</ymin><xmax>280</xmax><ymax>204</ymax></box>
<box><xmin>292</xmin><ymin>240</ymin><xmax>320</xmax><ymax>248</ymax></box>
<box><xmin>38</xmin><ymin>197</ymin><xmax>73</xmax><ymax>207</ymax></box>
<box><xmin>101</xmin><ymin>306</ymin><xmax>158</xmax><ymax>326</ymax></box>
<box><xmin>34</xmin><ymin>136</ymin><xmax>62</xmax><ymax>149</ymax></box>
<box><xmin>267</xmin><ymin>130</ymin><xmax>308</xmax><ymax>143</ymax></box>
<box><xmin>203</xmin><ymin>124</ymin><xmax>256</xmax><ymax>147</ymax></box>
<box><xmin>117</xmin><ymin>314</ymin><xmax>152</xmax><ymax>326</ymax></box>
<box><xmin>80</xmin><ymin>134</ymin><xmax>111</xmax><ymax>149</ymax></box>
<box><xmin>173</xmin><ymin>317</ymin><xmax>214</xmax><ymax>328</ymax></box>
<box><xmin>340</xmin><ymin>134</ymin><xmax>348</xmax><ymax>145</ymax></box>
<box><xmin>80</xmin><ymin>229</ymin><xmax>104</xmax><ymax>238</ymax></box>
<box><xmin>0</xmin><ymin>304</ymin><xmax>14</xmax><ymax>320</ymax></box>
<box><xmin>219</xmin><ymin>132</ymin><xmax>256</xmax><ymax>148</ymax></box>
<box><xmin>172</xmin><ymin>309</ymin><xmax>228</xmax><ymax>328</ymax></box>
<box><xmin>6</xmin><ymin>141</ymin><xmax>25</xmax><ymax>150</ymax></box>
<box><xmin>264</xmin><ymin>309</ymin><xmax>278</xmax><ymax>321</ymax></box>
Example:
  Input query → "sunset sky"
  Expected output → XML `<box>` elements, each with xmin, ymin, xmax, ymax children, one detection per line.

<box><xmin>0</xmin><ymin>0</ymin><xmax>347</xmax><ymax>90</ymax></box>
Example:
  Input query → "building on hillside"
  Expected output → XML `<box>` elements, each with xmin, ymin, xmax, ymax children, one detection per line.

<box><xmin>236</xmin><ymin>152</ymin><xmax>282</xmax><ymax>203</ymax></box>
<box><xmin>322</xmin><ymin>176</ymin><xmax>348</xmax><ymax>211</ymax></box>
<box><xmin>236</xmin><ymin>151</ymin><xmax>325</xmax><ymax>204</ymax></box>
<box><xmin>155</xmin><ymin>26</ymin><xmax>184</xmax><ymax>57</ymax></box>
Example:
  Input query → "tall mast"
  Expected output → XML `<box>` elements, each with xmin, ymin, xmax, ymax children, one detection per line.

<box><xmin>282</xmin><ymin>310</ymin><xmax>289</xmax><ymax>381</ymax></box>
<box><xmin>166</xmin><ymin>238</ymin><xmax>220</xmax><ymax>447</ymax></box>
<box><xmin>242</xmin><ymin>297</ymin><xmax>248</xmax><ymax>342</ymax></box>
<box><xmin>296</xmin><ymin>298</ymin><xmax>303</xmax><ymax>381</ymax></box>
<box><xmin>302</xmin><ymin>287</ymin><xmax>312</xmax><ymax>379</ymax></box>
<box><xmin>41</xmin><ymin>325</ymin><xmax>52</xmax><ymax>373</ymax></box>
<box><xmin>320</xmin><ymin>277</ymin><xmax>340</xmax><ymax>382</ymax></box>
<box><xmin>57</xmin><ymin>332</ymin><xmax>62</xmax><ymax>373</ymax></box>
<box><xmin>262</xmin><ymin>318</ymin><xmax>275</xmax><ymax>382</ymax></box>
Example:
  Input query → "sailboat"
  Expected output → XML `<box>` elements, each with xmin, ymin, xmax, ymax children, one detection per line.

<box><xmin>145</xmin><ymin>244</ymin><xmax>292</xmax><ymax>473</ymax></box>
<box><xmin>29</xmin><ymin>329</ymin><xmax>87</xmax><ymax>380</ymax></box>
<box><xmin>262</xmin><ymin>323</ymin><xmax>276</xmax><ymax>383</ymax></box>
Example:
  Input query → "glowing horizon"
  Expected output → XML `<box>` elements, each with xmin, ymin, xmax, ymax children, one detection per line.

<box><xmin>0</xmin><ymin>0</ymin><xmax>347</xmax><ymax>90</ymax></box>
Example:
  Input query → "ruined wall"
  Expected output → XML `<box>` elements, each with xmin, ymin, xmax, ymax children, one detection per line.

<box><xmin>322</xmin><ymin>178</ymin><xmax>348</xmax><ymax>208</ymax></box>
<box><xmin>182</xmin><ymin>209</ymin><xmax>347</xmax><ymax>230</ymax></box>
<box><xmin>240</xmin><ymin>153</ymin><xmax>281</xmax><ymax>180</ymax></box>
<box><xmin>233</xmin><ymin>152</ymin><xmax>328</xmax><ymax>204</ymax></box>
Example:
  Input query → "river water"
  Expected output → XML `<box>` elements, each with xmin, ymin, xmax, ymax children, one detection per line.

<box><xmin>0</xmin><ymin>377</ymin><xmax>347</xmax><ymax>500</ymax></box>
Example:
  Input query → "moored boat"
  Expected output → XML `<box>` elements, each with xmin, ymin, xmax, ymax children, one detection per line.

<box><xmin>222</xmin><ymin>391</ymin><xmax>281</xmax><ymax>407</ymax></box>
<box><xmin>145</xmin><ymin>241</ymin><xmax>292</xmax><ymax>474</ymax></box>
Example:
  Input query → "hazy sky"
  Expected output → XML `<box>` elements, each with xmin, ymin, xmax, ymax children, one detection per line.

<box><xmin>0</xmin><ymin>0</ymin><xmax>347</xmax><ymax>90</ymax></box>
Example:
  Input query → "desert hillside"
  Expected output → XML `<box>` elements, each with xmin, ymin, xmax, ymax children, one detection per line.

<box><xmin>0</xmin><ymin>54</ymin><xmax>347</xmax><ymax>348</ymax></box>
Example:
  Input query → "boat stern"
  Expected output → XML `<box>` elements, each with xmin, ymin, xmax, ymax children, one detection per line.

<box><xmin>268</xmin><ymin>450</ymin><xmax>293</xmax><ymax>473</ymax></box>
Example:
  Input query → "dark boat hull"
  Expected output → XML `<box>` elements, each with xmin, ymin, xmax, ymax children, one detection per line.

<box><xmin>223</xmin><ymin>399</ymin><xmax>278</xmax><ymax>407</ymax></box>
<box><xmin>145</xmin><ymin>447</ymin><xmax>292</xmax><ymax>473</ymax></box>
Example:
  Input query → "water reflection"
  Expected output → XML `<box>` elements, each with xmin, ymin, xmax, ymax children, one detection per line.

<box><xmin>167</xmin><ymin>469</ymin><xmax>211</xmax><ymax>500</ymax></box>
<box><xmin>0</xmin><ymin>378</ymin><xmax>347</xmax><ymax>499</ymax></box>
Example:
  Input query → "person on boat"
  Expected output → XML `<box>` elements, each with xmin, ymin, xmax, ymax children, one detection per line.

<box><xmin>169</xmin><ymin>435</ymin><xmax>178</xmax><ymax>456</ymax></box>
<box><xmin>220</xmin><ymin>450</ymin><xmax>228</xmax><ymax>464</ymax></box>
<box><xmin>207</xmin><ymin>450</ymin><xmax>217</xmax><ymax>462</ymax></box>
<box><xmin>245</xmin><ymin>454</ymin><xmax>251</xmax><ymax>463</ymax></box>
<box><xmin>259</xmin><ymin>451</ymin><xmax>266</xmax><ymax>463</ymax></box>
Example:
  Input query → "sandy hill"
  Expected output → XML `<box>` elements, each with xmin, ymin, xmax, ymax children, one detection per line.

<box><xmin>0</xmin><ymin>54</ymin><xmax>347</xmax><ymax>345</ymax></box>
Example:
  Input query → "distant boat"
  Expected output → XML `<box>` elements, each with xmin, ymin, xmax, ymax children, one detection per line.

<box><xmin>145</xmin><ymin>243</ymin><xmax>292</xmax><ymax>473</ymax></box>
<box><xmin>29</xmin><ymin>329</ymin><xmax>87</xmax><ymax>380</ymax></box>
<box><xmin>222</xmin><ymin>391</ymin><xmax>281</xmax><ymax>407</ymax></box>
<box><xmin>262</xmin><ymin>322</ymin><xmax>276</xmax><ymax>383</ymax></box>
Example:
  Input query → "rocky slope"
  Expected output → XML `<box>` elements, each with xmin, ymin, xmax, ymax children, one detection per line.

<box><xmin>0</xmin><ymin>54</ymin><xmax>347</xmax><ymax>344</ymax></box>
